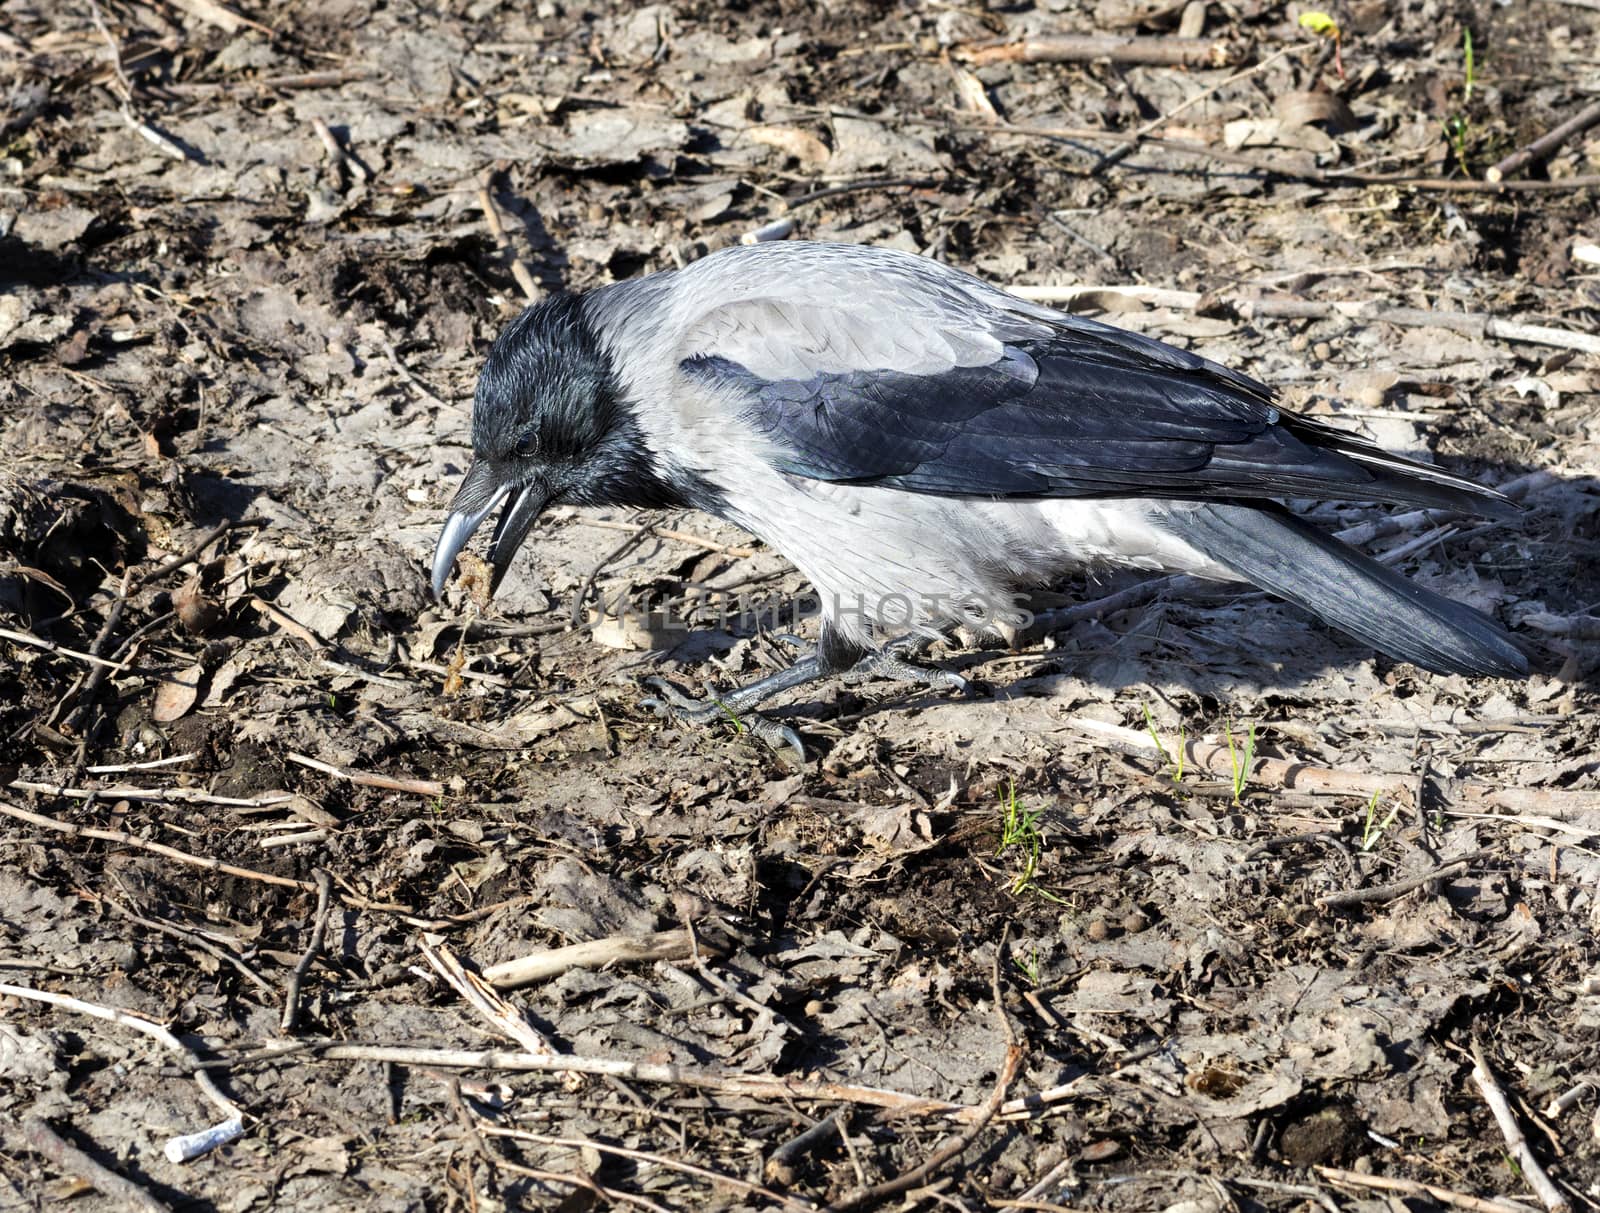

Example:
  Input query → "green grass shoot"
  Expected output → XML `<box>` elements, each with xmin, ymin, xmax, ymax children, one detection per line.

<box><xmin>1225</xmin><ymin>718</ymin><xmax>1256</xmax><ymax>803</ymax></box>
<box><xmin>996</xmin><ymin>779</ymin><xmax>1065</xmax><ymax>903</ymax></box>
<box><xmin>1359</xmin><ymin>789</ymin><xmax>1403</xmax><ymax>852</ymax></box>
<box><xmin>1142</xmin><ymin>702</ymin><xmax>1184</xmax><ymax>783</ymax></box>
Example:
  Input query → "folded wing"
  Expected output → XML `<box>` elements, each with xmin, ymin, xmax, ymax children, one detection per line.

<box><xmin>678</xmin><ymin>290</ymin><xmax>1514</xmax><ymax>516</ymax></box>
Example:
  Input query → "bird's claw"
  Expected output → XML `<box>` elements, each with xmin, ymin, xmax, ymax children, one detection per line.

<box><xmin>639</xmin><ymin>676</ymin><xmax>726</xmax><ymax>724</ymax></box>
<box><xmin>840</xmin><ymin>653</ymin><xmax>971</xmax><ymax>696</ymax></box>
<box><xmin>639</xmin><ymin>677</ymin><xmax>806</xmax><ymax>764</ymax></box>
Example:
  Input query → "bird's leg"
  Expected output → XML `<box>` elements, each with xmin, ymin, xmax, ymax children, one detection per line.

<box><xmin>640</xmin><ymin>653</ymin><xmax>823</xmax><ymax>765</ymax></box>
<box><xmin>841</xmin><ymin>633</ymin><xmax>971</xmax><ymax>696</ymax></box>
<box><xmin>641</xmin><ymin>631</ymin><xmax>970</xmax><ymax>762</ymax></box>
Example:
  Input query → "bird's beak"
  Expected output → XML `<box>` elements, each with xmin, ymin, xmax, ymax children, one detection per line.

<box><xmin>430</xmin><ymin>460</ymin><xmax>550</xmax><ymax>601</ymax></box>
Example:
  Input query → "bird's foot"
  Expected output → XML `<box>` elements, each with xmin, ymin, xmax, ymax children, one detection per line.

<box><xmin>840</xmin><ymin>650</ymin><xmax>971</xmax><ymax>696</ymax></box>
<box><xmin>640</xmin><ymin>676</ymin><xmax>807</xmax><ymax>765</ymax></box>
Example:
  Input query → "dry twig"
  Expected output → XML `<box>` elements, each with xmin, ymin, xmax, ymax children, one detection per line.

<box><xmin>378</xmin><ymin>339</ymin><xmax>451</xmax><ymax>410</ymax></box>
<box><xmin>1316</xmin><ymin>1165</ymin><xmax>1541</xmax><ymax>1213</ymax></box>
<box><xmin>1315</xmin><ymin>855</ymin><xmax>1479</xmax><ymax>910</ymax></box>
<box><xmin>287</xmin><ymin>751</ymin><xmax>445</xmax><ymax>798</ymax></box>
<box><xmin>959</xmin><ymin>33</ymin><xmax>1239</xmax><ymax>68</ymax></box>
<box><xmin>824</xmin><ymin>930</ymin><xmax>1023</xmax><ymax>1210</ymax></box>
<box><xmin>0</xmin><ymin>798</ymin><xmax>434</xmax><ymax>921</ymax></box>
<box><xmin>1470</xmin><ymin>1037</ymin><xmax>1570</xmax><ymax>1213</ymax></box>
<box><xmin>131</xmin><ymin>517</ymin><xmax>265</xmax><ymax>592</ymax></box>
<box><xmin>1543</xmin><ymin>1081</ymin><xmax>1594</xmax><ymax>1120</ymax></box>
<box><xmin>62</xmin><ymin>570</ymin><xmax>133</xmax><ymax>733</ymax></box>
<box><xmin>102</xmin><ymin>892</ymin><xmax>275</xmax><ymax>997</ymax></box>
<box><xmin>0</xmin><ymin>981</ymin><xmax>244</xmax><ymax>1162</ymax></box>
<box><xmin>21</xmin><ymin>1116</ymin><xmax>172</xmax><ymax>1213</ymax></box>
<box><xmin>311</xmin><ymin>116</ymin><xmax>371</xmax><ymax>185</ymax></box>
<box><xmin>0</xmin><ymin>797</ymin><xmax>313</xmax><ymax>891</ymax></box>
<box><xmin>478</xmin><ymin>167</ymin><xmax>541</xmax><ymax>302</ymax></box>
<box><xmin>766</xmin><ymin>1112</ymin><xmax>844</xmax><ymax>1186</ymax></box>
<box><xmin>482</xmin><ymin>929</ymin><xmax>696</xmax><ymax>989</ymax></box>
<box><xmin>1488</xmin><ymin>99</ymin><xmax>1600</xmax><ymax>182</ymax></box>
<box><xmin>281</xmin><ymin>869</ymin><xmax>335</xmax><ymax>1032</ymax></box>
<box><xmin>574</xmin><ymin>517</ymin><xmax>761</xmax><ymax>558</ymax></box>
<box><xmin>10</xmin><ymin>779</ymin><xmax>294</xmax><ymax>810</ymax></box>
<box><xmin>1093</xmin><ymin>41</ymin><xmax>1312</xmax><ymax>174</ymax></box>
<box><xmin>226</xmin><ymin>1040</ymin><xmax>981</xmax><ymax>1119</ymax></box>
<box><xmin>0</xmin><ymin>626</ymin><xmax>133</xmax><ymax>672</ymax></box>
<box><xmin>420</xmin><ymin>937</ymin><xmax>557</xmax><ymax>1057</ymax></box>
<box><xmin>968</xmin><ymin>118</ymin><xmax>1600</xmax><ymax>193</ymax></box>
<box><xmin>85</xmin><ymin>752</ymin><xmax>199</xmax><ymax>774</ymax></box>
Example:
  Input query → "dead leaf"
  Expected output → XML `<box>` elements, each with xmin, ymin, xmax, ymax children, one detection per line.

<box><xmin>1094</xmin><ymin>0</ymin><xmax>1188</xmax><ymax>28</ymax></box>
<box><xmin>1275</xmin><ymin>90</ymin><xmax>1356</xmax><ymax>133</ymax></box>
<box><xmin>259</xmin><ymin>790</ymin><xmax>339</xmax><ymax>827</ymax></box>
<box><xmin>830</xmin><ymin>117</ymin><xmax>945</xmax><ymax>173</ymax></box>
<box><xmin>949</xmin><ymin>66</ymin><xmax>999</xmax><ymax>120</ymax></box>
<box><xmin>200</xmin><ymin>655</ymin><xmax>243</xmax><ymax>708</ymax></box>
<box><xmin>746</xmin><ymin>124</ymin><xmax>830</xmax><ymax>166</ymax></box>
<box><xmin>541</xmin><ymin>109</ymin><xmax>689</xmax><ymax>166</ymax></box>
<box><xmin>166</xmin><ymin>0</ymin><xmax>271</xmax><ymax>35</ymax></box>
<box><xmin>175</xmin><ymin>576</ymin><xmax>221</xmax><ymax>634</ymax></box>
<box><xmin>153</xmin><ymin>663</ymin><xmax>204</xmax><ymax>722</ymax></box>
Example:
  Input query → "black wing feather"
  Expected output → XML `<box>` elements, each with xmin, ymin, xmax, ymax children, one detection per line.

<box><xmin>683</xmin><ymin>327</ymin><xmax>1516</xmax><ymax>516</ymax></box>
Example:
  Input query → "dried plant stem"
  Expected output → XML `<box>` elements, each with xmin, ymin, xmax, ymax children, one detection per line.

<box><xmin>478</xmin><ymin>167</ymin><xmax>541</xmax><ymax>302</ymax></box>
<box><xmin>287</xmin><ymin>751</ymin><xmax>445</xmax><ymax>797</ymax></box>
<box><xmin>482</xmin><ymin>929</ymin><xmax>696</xmax><ymax>989</ymax></box>
<box><xmin>1470</xmin><ymin>1038</ymin><xmax>1570</xmax><ymax>1213</ymax></box>
<box><xmin>1488</xmin><ymin>99</ymin><xmax>1600</xmax><ymax>182</ymax></box>
<box><xmin>823</xmin><ymin>927</ymin><xmax>1022</xmax><ymax>1210</ymax></box>
<box><xmin>1316</xmin><ymin>1167</ymin><xmax>1540</xmax><ymax>1213</ymax></box>
<box><xmin>281</xmin><ymin>870</ymin><xmax>335</xmax><ymax>1031</ymax></box>
<box><xmin>960</xmin><ymin>33</ymin><xmax>1240</xmax><ymax>68</ymax></box>
<box><xmin>231</xmin><ymin>1040</ymin><xmax>979</xmax><ymax>1119</ymax></box>
<box><xmin>1315</xmin><ymin>855</ymin><xmax>1479</xmax><ymax>910</ymax></box>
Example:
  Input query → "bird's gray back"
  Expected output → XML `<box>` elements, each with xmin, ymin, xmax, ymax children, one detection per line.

<box><xmin>585</xmin><ymin>241</ymin><xmax>1052</xmax><ymax>382</ymax></box>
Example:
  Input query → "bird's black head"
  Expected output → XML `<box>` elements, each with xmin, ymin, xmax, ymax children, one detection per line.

<box><xmin>471</xmin><ymin>293</ymin><xmax>624</xmax><ymax>479</ymax></box>
<box><xmin>431</xmin><ymin>292</ymin><xmax>681</xmax><ymax>601</ymax></box>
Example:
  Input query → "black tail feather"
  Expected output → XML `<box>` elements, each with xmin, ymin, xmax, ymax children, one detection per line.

<box><xmin>1163</xmin><ymin>502</ymin><xmax>1528</xmax><ymax>677</ymax></box>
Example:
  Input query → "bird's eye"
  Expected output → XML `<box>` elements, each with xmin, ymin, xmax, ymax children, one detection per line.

<box><xmin>514</xmin><ymin>429</ymin><xmax>538</xmax><ymax>457</ymax></box>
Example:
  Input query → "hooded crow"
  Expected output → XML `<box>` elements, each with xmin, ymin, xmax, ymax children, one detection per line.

<box><xmin>431</xmin><ymin>241</ymin><xmax>1526</xmax><ymax>758</ymax></box>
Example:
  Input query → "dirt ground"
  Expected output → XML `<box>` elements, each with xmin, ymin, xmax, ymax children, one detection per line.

<box><xmin>3</xmin><ymin>0</ymin><xmax>1600</xmax><ymax>1210</ymax></box>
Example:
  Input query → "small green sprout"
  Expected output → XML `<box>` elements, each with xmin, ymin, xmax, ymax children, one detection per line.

<box><xmin>1014</xmin><ymin>948</ymin><xmax>1042</xmax><ymax>986</ymax></box>
<box><xmin>1359</xmin><ymin>789</ymin><xmax>1403</xmax><ymax>852</ymax></box>
<box><xmin>1298</xmin><ymin>10</ymin><xmax>1345</xmax><ymax>79</ymax></box>
<box><xmin>1142</xmin><ymin>702</ymin><xmax>1184</xmax><ymax>783</ymax></box>
<box><xmin>1225</xmin><ymin>718</ymin><xmax>1257</xmax><ymax>803</ymax></box>
<box><xmin>712</xmin><ymin>697</ymin><xmax>746</xmax><ymax>734</ymax></box>
<box><xmin>1442</xmin><ymin>29</ymin><xmax>1478</xmax><ymax>174</ymax></box>
<box><xmin>996</xmin><ymin>780</ymin><xmax>1066</xmax><ymax>903</ymax></box>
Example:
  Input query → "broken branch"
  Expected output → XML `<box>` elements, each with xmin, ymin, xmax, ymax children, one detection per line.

<box><xmin>1487</xmin><ymin>99</ymin><xmax>1600</xmax><ymax>182</ymax></box>
<box><xmin>1470</xmin><ymin>1037</ymin><xmax>1571</xmax><ymax>1213</ymax></box>
<box><xmin>959</xmin><ymin>33</ymin><xmax>1240</xmax><ymax>68</ymax></box>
